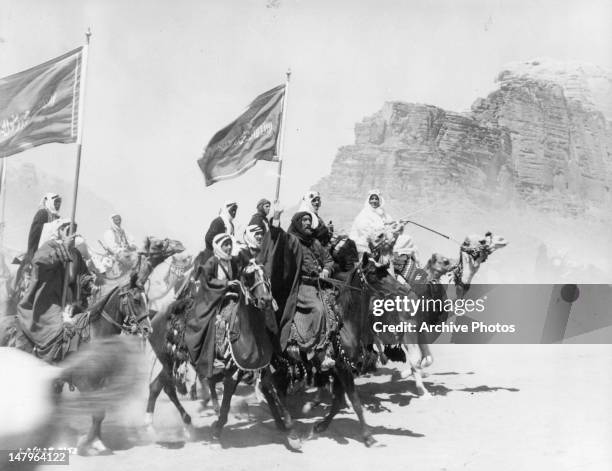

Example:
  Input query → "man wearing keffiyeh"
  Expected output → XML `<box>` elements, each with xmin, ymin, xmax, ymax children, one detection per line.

<box><xmin>235</xmin><ymin>224</ymin><xmax>264</xmax><ymax>273</ymax></box>
<box><xmin>201</xmin><ymin>201</ymin><xmax>238</xmax><ymax>263</ymax></box>
<box><xmin>297</xmin><ymin>190</ymin><xmax>332</xmax><ymax>246</ymax></box>
<box><xmin>103</xmin><ymin>214</ymin><xmax>137</xmax><ymax>255</ymax></box>
<box><xmin>26</xmin><ymin>193</ymin><xmax>62</xmax><ymax>258</ymax></box>
<box><xmin>185</xmin><ymin>233</ymin><xmax>241</xmax><ymax>379</ymax></box>
<box><xmin>258</xmin><ymin>210</ymin><xmax>337</xmax><ymax>370</ymax></box>
<box><xmin>249</xmin><ymin>198</ymin><xmax>271</xmax><ymax>233</ymax></box>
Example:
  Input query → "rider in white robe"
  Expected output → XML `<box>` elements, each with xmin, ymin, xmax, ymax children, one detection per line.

<box><xmin>103</xmin><ymin>214</ymin><xmax>137</xmax><ymax>254</ymax></box>
<box><xmin>349</xmin><ymin>189</ymin><xmax>397</xmax><ymax>256</ymax></box>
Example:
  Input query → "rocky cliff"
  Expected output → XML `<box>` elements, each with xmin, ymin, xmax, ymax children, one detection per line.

<box><xmin>315</xmin><ymin>60</ymin><xmax>612</xmax><ymax>232</ymax></box>
<box><xmin>313</xmin><ymin>60</ymin><xmax>612</xmax><ymax>281</ymax></box>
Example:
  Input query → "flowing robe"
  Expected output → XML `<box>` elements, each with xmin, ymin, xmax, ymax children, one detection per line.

<box><xmin>26</xmin><ymin>209</ymin><xmax>57</xmax><ymax>258</ymax></box>
<box><xmin>184</xmin><ymin>255</ymin><xmax>238</xmax><ymax>378</ymax></box>
<box><xmin>349</xmin><ymin>206</ymin><xmax>394</xmax><ymax>255</ymax></box>
<box><xmin>257</xmin><ymin>225</ymin><xmax>334</xmax><ymax>351</ymax></box>
<box><xmin>16</xmin><ymin>241</ymin><xmax>89</xmax><ymax>356</ymax></box>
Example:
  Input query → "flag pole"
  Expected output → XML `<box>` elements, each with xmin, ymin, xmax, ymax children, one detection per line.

<box><xmin>273</xmin><ymin>69</ymin><xmax>291</xmax><ymax>204</ymax></box>
<box><xmin>0</xmin><ymin>157</ymin><xmax>7</xmax><ymax>249</ymax></box>
<box><xmin>62</xmin><ymin>29</ymin><xmax>91</xmax><ymax>307</ymax></box>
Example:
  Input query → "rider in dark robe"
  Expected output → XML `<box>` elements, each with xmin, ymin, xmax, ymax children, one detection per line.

<box><xmin>248</xmin><ymin>199</ymin><xmax>271</xmax><ymax>233</ymax></box>
<box><xmin>298</xmin><ymin>191</ymin><xmax>332</xmax><ymax>246</ymax></box>
<box><xmin>13</xmin><ymin>194</ymin><xmax>63</xmax><ymax>304</ymax></box>
<box><xmin>198</xmin><ymin>201</ymin><xmax>238</xmax><ymax>265</ymax></box>
<box><xmin>16</xmin><ymin>219</ymin><xmax>90</xmax><ymax>362</ymax></box>
<box><xmin>26</xmin><ymin>193</ymin><xmax>62</xmax><ymax>259</ymax></box>
<box><xmin>185</xmin><ymin>233</ymin><xmax>240</xmax><ymax>379</ymax></box>
<box><xmin>235</xmin><ymin>224</ymin><xmax>264</xmax><ymax>273</ymax></box>
<box><xmin>258</xmin><ymin>210</ymin><xmax>336</xmax><ymax>370</ymax></box>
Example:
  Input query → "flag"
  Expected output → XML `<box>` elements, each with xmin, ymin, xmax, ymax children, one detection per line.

<box><xmin>198</xmin><ymin>84</ymin><xmax>285</xmax><ymax>186</ymax></box>
<box><xmin>0</xmin><ymin>47</ymin><xmax>83</xmax><ymax>158</ymax></box>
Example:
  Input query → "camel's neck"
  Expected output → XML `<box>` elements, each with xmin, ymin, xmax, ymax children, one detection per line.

<box><xmin>425</xmin><ymin>267</ymin><xmax>446</xmax><ymax>281</ymax></box>
<box><xmin>455</xmin><ymin>253</ymin><xmax>480</xmax><ymax>297</ymax></box>
<box><xmin>441</xmin><ymin>253</ymin><xmax>481</xmax><ymax>300</ymax></box>
<box><xmin>134</xmin><ymin>256</ymin><xmax>159</xmax><ymax>288</ymax></box>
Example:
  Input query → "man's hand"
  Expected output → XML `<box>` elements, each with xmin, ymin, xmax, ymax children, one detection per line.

<box><xmin>52</xmin><ymin>240</ymin><xmax>72</xmax><ymax>264</ymax></box>
<box><xmin>319</xmin><ymin>269</ymin><xmax>330</xmax><ymax>279</ymax></box>
<box><xmin>228</xmin><ymin>279</ymin><xmax>241</xmax><ymax>289</ymax></box>
<box><xmin>272</xmin><ymin>201</ymin><xmax>284</xmax><ymax>219</ymax></box>
<box><xmin>62</xmin><ymin>304</ymin><xmax>75</xmax><ymax>324</ymax></box>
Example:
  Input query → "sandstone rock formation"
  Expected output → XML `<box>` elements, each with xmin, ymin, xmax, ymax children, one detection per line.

<box><xmin>315</xmin><ymin>60</ymin><xmax>612</xmax><ymax>232</ymax></box>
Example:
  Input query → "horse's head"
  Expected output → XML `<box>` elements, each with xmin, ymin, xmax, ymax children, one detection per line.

<box><xmin>367</xmin><ymin>228</ymin><xmax>401</xmax><ymax>269</ymax></box>
<box><xmin>330</xmin><ymin>235</ymin><xmax>359</xmax><ymax>271</ymax></box>
<box><xmin>240</xmin><ymin>259</ymin><xmax>275</xmax><ymax>311</ymax></box>
<box><xmin>456</xmin><ymin>232</ymin><xmax>508</xmax><ymax>288</ymax></box>
<box><xmin>117</xmin><ymin>283</ymin><xmax>152</xmax><ymax>338</ymax></box>
<box><xmin>358</xmin><ymin>252</ymin><xmax>407</xmax><ymax>298</ymax></box>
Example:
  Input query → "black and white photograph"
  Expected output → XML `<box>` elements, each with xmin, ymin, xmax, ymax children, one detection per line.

<box><xmin>1</xmin><ymin>1</ymin><xmax>611</xmax><ymax>470</ymax></box>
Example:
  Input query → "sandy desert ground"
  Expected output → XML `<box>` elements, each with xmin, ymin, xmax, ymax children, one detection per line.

<box><xmin>24</xmin><ymin>344</ymin><xmax>611</xmax><ymax>471</ymax></box>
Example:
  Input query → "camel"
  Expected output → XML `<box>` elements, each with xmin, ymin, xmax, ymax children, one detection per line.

<box><xmin>380</xmin><ymin>232</ymin><xmax>508</xmax><ymax>397</ymax></box>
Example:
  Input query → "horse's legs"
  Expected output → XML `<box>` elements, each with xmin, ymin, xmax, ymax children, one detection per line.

<box><xmin>303</xmin><ymin>371</ymin><xmax>328</xmax><ymax>413</ymax></box>
<box><xmin>206</xmin><ymin>372</ymin><xmax>224</xmax><ymax>413</ymax></box>
<box><xmin>373</xmin><ymin>337</ymin><xmax>388</xmax><ymax>365</ymax></box>
<box><xmin>159</xmin><ymin>370</ymin><xmax>193</xmax><ymax>438</ymax></box>
<box><xmin>145</xmin><ymin>371</ymin><xmax>164</xmax><ymax>432</ymax></box>
<box><xmin>77</xmin><ymin>409</ymin><xmax>111</xmax><ymax>456</ymax></box>
<box><xmin>258</xmin><ymin>369</ymin><xmax>287</xmax><ymax>430</ymax></box>
<box><xmin>334</xmin><ymin>363</ymin><xmax>375</xmax><ymax>447</ymax></box>
<box><xmin>313</xmin><ymin>375</ymin><xmax>343</xmax><ymax>433</ymax></box>
<box><xmin>211</xmin><ymin>368</ymin><xmax>243</xmax><ymax>440</ymax></box>
<box><xmin>260</xmin><ymin>366</ymin><xmax>301</xmax><ymax>450</ymax></box>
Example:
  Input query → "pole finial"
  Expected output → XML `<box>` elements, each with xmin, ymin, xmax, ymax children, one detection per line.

<box><xmin>85</xmin><ymin>28</ymin><xmax>92</xmax><ymax>44</ymax></box>
<box><xmin>286</xmin><ymin>68</ymin><xmax>291</xmax><ymax>80</ymax></box>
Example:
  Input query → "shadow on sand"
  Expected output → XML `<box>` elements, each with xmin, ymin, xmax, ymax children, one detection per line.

<box><xmin>54</xmin><ymin>369</ymin><xmax>520</xmax><ymax>453</ymax></box>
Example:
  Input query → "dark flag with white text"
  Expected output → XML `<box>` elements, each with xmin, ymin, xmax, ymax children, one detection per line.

<box><xmin>0</xmin><ymin>48</ymin><xmax>83</xmax><ymax>158</ymax></box>
<box><xmin>198</xmin><ymin>84</ymin><xmax>285</xmax><ymax>186</ymax></box>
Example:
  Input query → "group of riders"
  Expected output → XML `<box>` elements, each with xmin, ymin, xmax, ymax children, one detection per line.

<box><xmin>8</xmin><ymin>193</ymin><xmax>140</xmax><ymax>359</ymax></box>
<box><xmin>1</xmin><ymin>185</ymin><xmax>508</xmax><ymax>452</ymax></box>
<box><xmin>185</xmin><ymin>189</ymin><xmax>421</xmax><ymax>378</ymax></box>
<box><xmin>8</xmin><ymin>187</ymin><xmax>419</xmax><ymax>369</ymax></box>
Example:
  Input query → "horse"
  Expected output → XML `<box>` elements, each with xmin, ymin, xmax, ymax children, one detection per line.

<box><xmin>0</xmin><ymin>337</ymin><xmax>145</xmax><ymax>470</ymax></box>
<box><xmin>258</xmin><ymin>251</ymin><xmax>407</xmax><ymax>449</ymax></box>
<box><xmin>0</xmin><ymin>236</ymin><xmax>185</xmax><ymax>456</ymax></box>
<box><xmin>145</xmin><ymin>259</ymin><xmax>274</xmax><ymax>441</ymax></box>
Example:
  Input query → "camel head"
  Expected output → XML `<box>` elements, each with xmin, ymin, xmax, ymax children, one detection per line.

<box><xmin>141</xmin><ymin>237</ymin><xmax>185</xmax><ymax>266</ymax></box>
<box><xmin>456</xmin><ymin>232</ymin><xmax>508</xmax><ymax>289</ymax></box>
<box><xmin>132</xmin><ymin>237</ymin><xmax>186</xmax><ymax>288</ymax></box>
<box><xmin>425</xmin><ymin>253</ymin><xmax>457</xmax><ymax>281</ymax></box>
